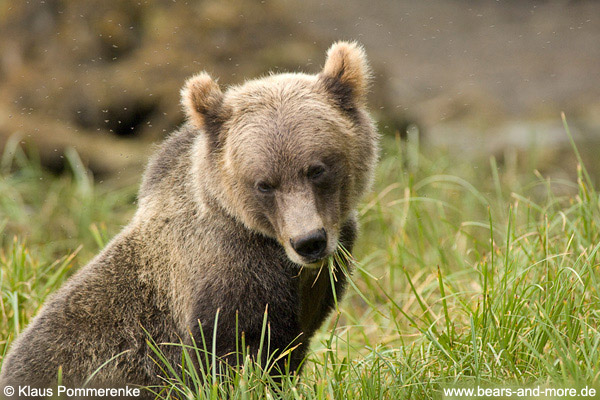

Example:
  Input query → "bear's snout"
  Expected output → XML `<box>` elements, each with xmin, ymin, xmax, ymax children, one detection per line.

<box><xmin>290</xmin><ymin>228</ymin><xmax>328</xmax><ymax>262</ymax></box>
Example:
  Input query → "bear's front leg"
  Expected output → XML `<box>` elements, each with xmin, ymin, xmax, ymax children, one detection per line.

<box><xmin>185</xmin><ymin>271</ymin><xmax>304</xmax><ymax>379</ymax></box>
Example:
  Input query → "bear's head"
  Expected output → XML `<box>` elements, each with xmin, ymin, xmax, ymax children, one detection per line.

<box><xmin>182</xmin><ymin>41</ymin><xmax>378</xmax><ymax>266</ymax></box>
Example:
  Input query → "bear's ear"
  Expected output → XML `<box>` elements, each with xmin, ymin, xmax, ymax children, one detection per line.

<box><xmin>181</xmin><ymin>72</ymin><xmax>225</xmax><ymax>131</ymax></box>
<box><xmin>320</xmin><ymin>41</ymin><xmax>371</xmax><ymax>108</ymax></box>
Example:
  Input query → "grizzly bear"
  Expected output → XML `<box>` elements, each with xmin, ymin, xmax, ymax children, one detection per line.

<box><xmin>0</xmin><ymin>41</ymin><xmax>378</xmax><ymax>398</ymax></box>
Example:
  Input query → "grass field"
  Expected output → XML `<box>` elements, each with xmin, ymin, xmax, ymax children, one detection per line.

<box><xmin>1</xmin><ymin>118</ymin><xmax>600</xmax><ymax>399</ymax></box>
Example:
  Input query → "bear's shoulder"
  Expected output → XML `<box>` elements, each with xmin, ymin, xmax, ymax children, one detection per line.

<box><xmin>139</xmin><ymin>125</ymin><xmax>197</xmax><ymax>198</ymax></box>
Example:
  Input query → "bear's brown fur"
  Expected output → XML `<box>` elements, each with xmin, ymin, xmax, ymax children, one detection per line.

<box><xmin>0</xmin><ymin>41</ymin><xmax>378</xmax><ymax>398</ymax></box>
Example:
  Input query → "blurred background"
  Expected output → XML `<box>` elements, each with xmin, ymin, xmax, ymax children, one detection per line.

<box><xmin>1</xmin><ymin>0</ymin><xmax>599</xmax><ymax>181</ymax></box>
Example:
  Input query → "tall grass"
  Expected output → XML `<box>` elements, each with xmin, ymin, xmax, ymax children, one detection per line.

<box><xmin>0</xmin><ymin>144</ymin><xmax>137</xmax><ymax>358</ymax></box>
<box><xmin>1</xmin><ymin>121</ymin><xmax>600</xmax><ymax>399</ymax></box>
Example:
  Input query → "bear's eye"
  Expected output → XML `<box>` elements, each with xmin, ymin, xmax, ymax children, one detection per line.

<box><xmin>256</xmin><ymin>181</ymin><xmax>275</xmax><ymax>194</ymax></box>
<box><xmin>307</xmin><ymin>165</ymin><xmax>326</xmax><ymax>181</ymax></box>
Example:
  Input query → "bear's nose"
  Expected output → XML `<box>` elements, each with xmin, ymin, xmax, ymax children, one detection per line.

<box><xmin>290</xmin><ymin>228</ymin><xmax>328</xmax><ymax>261</ymax></box>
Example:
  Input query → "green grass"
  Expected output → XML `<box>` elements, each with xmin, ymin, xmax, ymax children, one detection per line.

<box><xmin>2</xmin><ymin>119</ymin><xmax>600</xmax><ymax>399</ymax></box>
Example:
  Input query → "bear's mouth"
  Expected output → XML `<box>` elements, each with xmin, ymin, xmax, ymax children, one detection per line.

<box><xmin>281</xmin><ymin>244</ymin><xmax>332</xmax><ymax>267</ymax></box>
<box><xmin>302</xmin><ymin>255</ymin><xmax>329</xmax><ymax>267</ymax></box>
<box><xmin>279</xmin><ymin>229</ymin><xmax>341</xmax><ymax>267</ymax></box>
